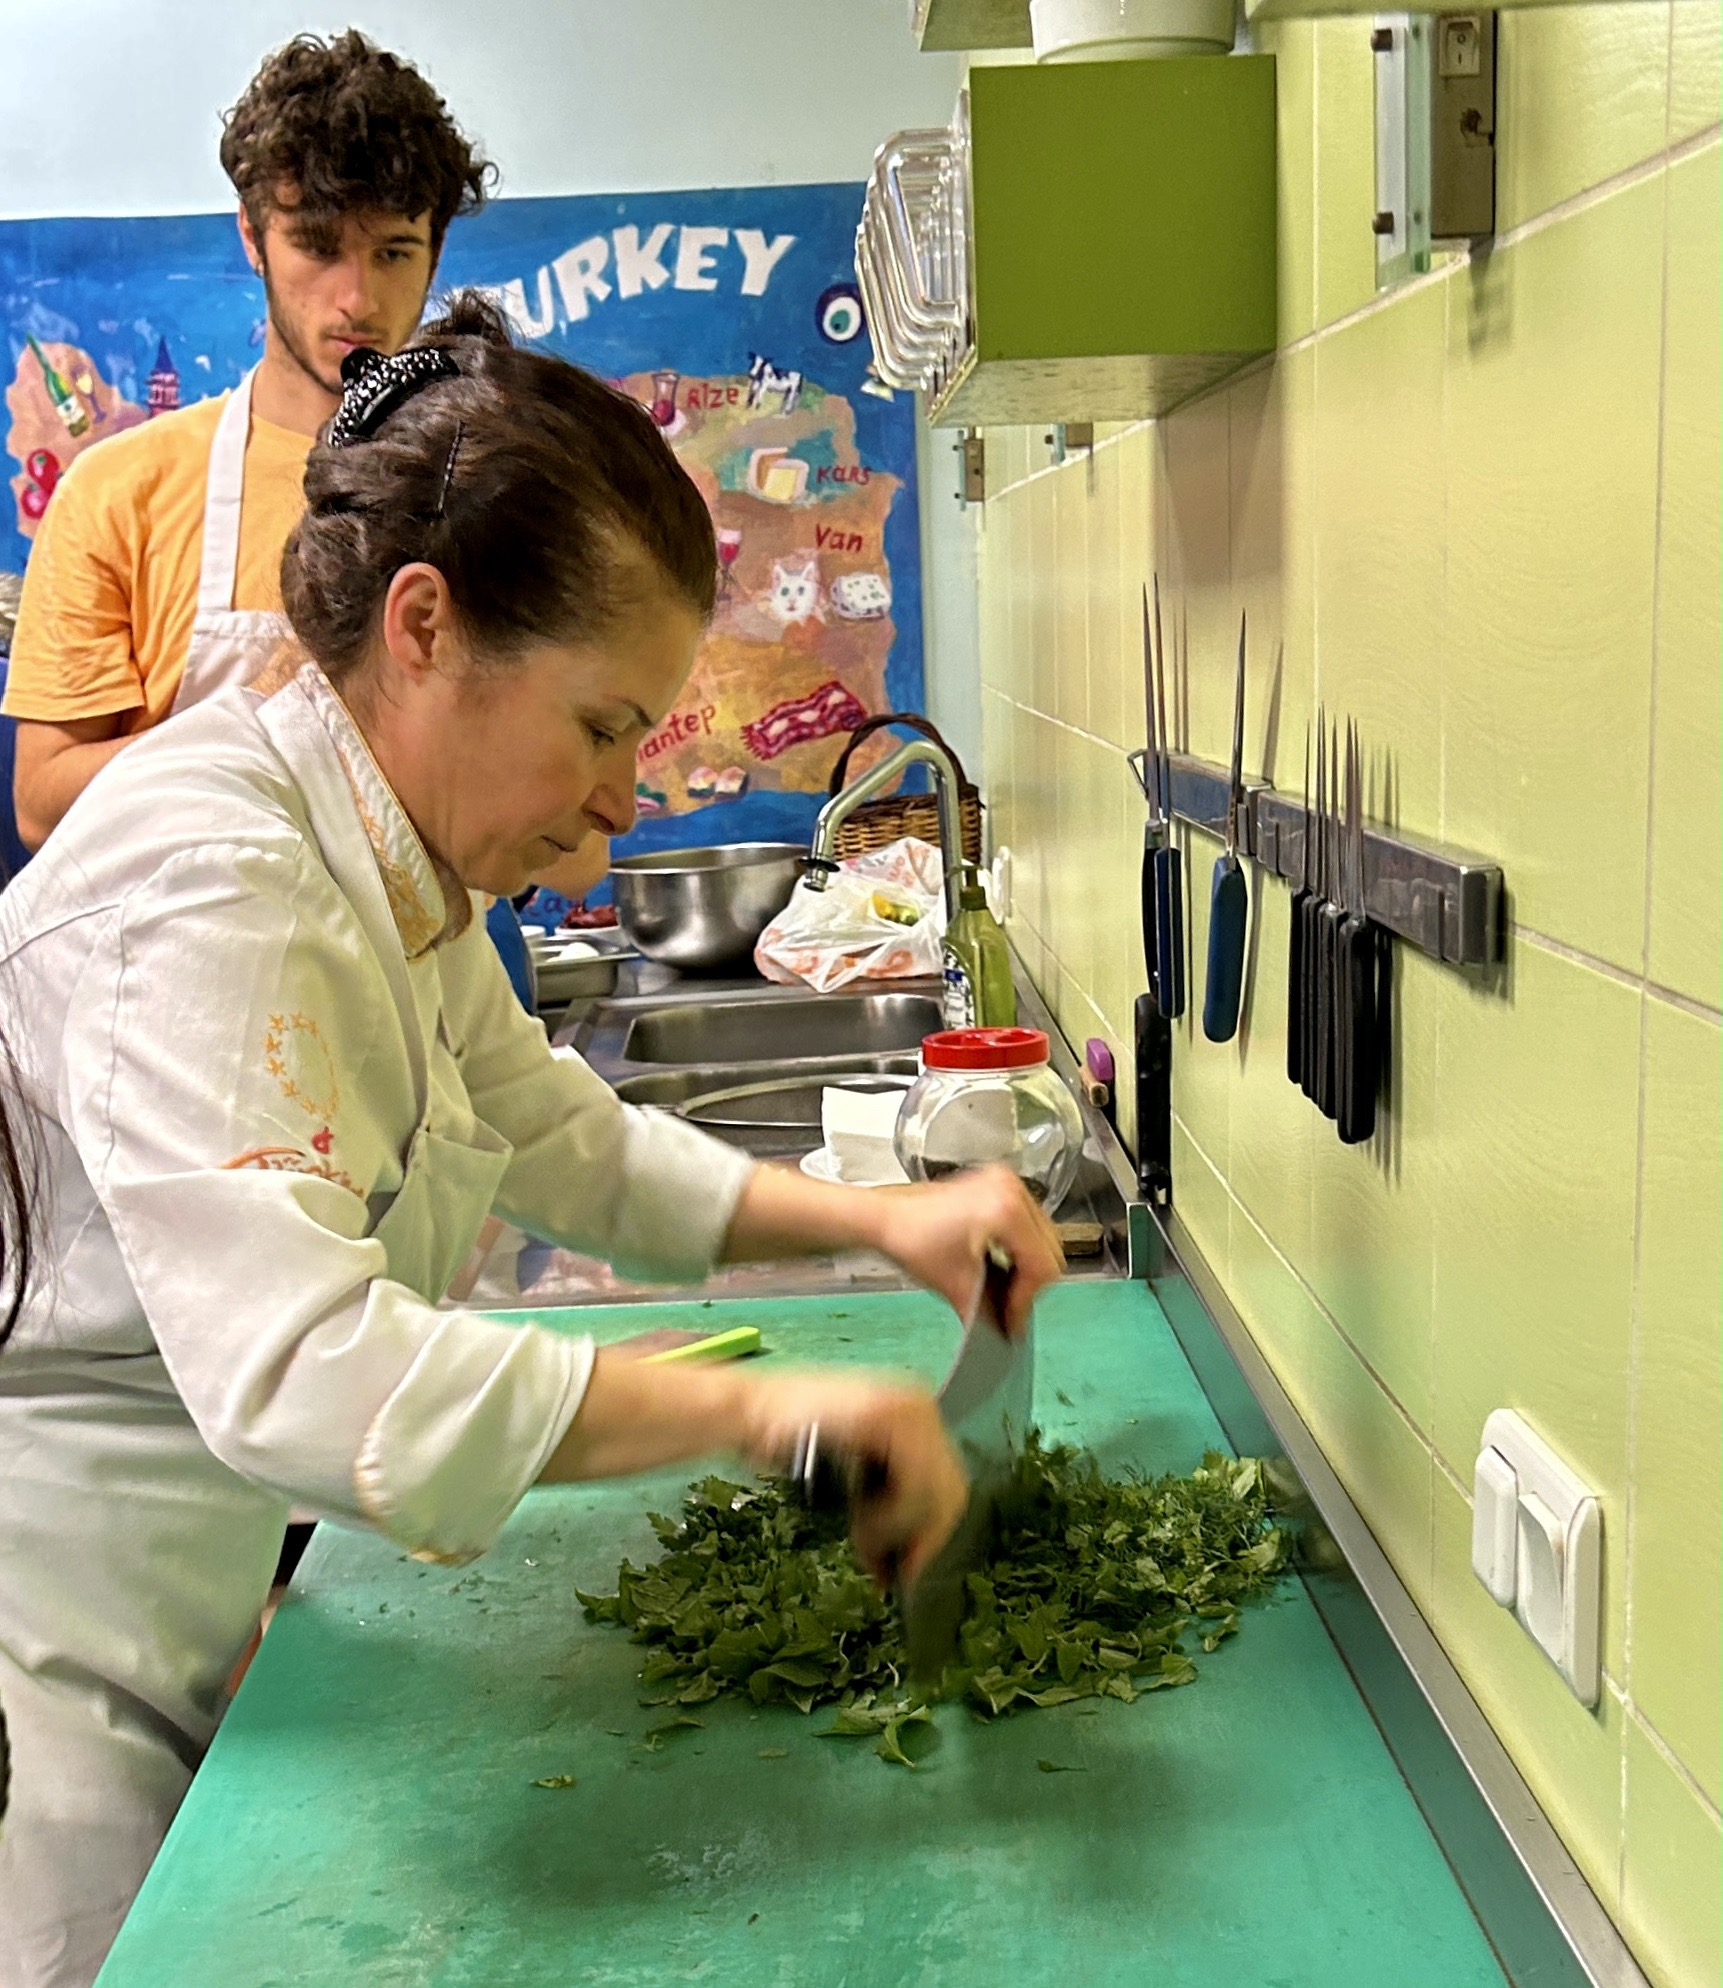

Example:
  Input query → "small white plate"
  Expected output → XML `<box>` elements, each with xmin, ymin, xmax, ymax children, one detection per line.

<box><xmin>798</xmin><ymin>1146</ymin><xmax>905</xmax><ymax>1188</ymax></box>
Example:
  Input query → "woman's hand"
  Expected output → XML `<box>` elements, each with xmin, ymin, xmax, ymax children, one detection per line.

<box><xmin>869</xmin><ymin>1167</ymin><xmax>1061</xmax><ymax>1339</ymax></box>
<box><xmin>737</xmin><ymin>1369</ymin><xmax>968</xmax><ymax>1586</ymax></box>
<box><xmin>722</xmin><ymin>1162</ymin><xmax>1064</xmax><ymax>1339</ymax></box>
<box><xmin>540</xmin><ymin>1351</ymin><xmax>968</xmax><ymax>1586</ymax></box>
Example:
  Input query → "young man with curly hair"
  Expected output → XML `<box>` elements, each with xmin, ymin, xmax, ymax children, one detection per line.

<box><xmin>4</xmin><ymin>31</ymin><xmax>495</xmax><ymax>852</ymax></box>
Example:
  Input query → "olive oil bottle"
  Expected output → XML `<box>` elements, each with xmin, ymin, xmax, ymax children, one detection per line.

<box><xmin>941</xmin><ymin>867</ymin><xmax>1017</xmax><ymax>1029</ymax></box>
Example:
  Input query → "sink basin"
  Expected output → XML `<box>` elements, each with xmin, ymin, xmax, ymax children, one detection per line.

<box><xmin>613</xmin><ymin>1057</ymin><xmax>918</xmax><ymax>1112</ymax></box>
<box><xmin>614</xmin><ymin>1061</ymin><xmax>917</xmax><ymax>1156</ymax></box>
<box><xmin>621</xmin><ymin>992</ymin><xmax>943</xmax><ymax>1066</ymax></box>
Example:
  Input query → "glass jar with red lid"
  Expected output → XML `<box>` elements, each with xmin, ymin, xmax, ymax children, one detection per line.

<box><xmin>892</xmin><ymin>1027</ymin><xmax>1085</xmax><ymax>1209</ymax></box>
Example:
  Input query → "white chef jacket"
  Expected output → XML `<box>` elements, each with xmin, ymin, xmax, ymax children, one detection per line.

<box><xmin>0</xmin><ymin>658</ymin><xmax>755</xmax><ymax>1988</ymax></box>
<box><xmin>0</xmin><ymin>657</ymin><xmax>754</xmax><ymax>1557</ymax></box>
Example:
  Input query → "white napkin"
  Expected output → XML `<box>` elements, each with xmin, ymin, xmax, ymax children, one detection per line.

<box><xmin>820</xmin><ymin>1086</ymin><xmax>909</xmax><ymax>1186</ymax></box>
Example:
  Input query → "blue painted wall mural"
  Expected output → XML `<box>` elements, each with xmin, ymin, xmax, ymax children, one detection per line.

<box><xmin>0</xmin><ymin>181</ymin><xmax>920</xmax><ymax>858</ymax></box>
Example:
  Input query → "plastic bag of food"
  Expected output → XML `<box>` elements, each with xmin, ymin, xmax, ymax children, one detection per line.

<box><xmin>755</xmin><ymin>836</ymin><xmax>946</xmax><ymax>992</ymax></box>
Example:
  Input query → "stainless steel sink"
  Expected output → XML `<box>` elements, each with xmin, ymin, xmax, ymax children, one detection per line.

<box><xmin>554</xmin><ymin>963</ymin><xmax>1137</xmax><ymax>1283</ymax></box>
<box><xmin>620</xmin><ymin>991</ymin><xmax>942</xmax><ymax>1066</ymax></box>
<box><xmin>613</xmin><ymin>1062</ymin><xmax>917</xmax><ymax>1157</ymax></box>
<box><xmin>612</xmin><ymin>1058</ymin><xmax>917</xmax><ymax>1112</ymax></box>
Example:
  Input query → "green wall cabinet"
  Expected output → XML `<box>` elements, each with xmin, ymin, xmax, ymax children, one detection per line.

<box><xmin>929</xmin><ymin>57</ymin><xmax>1278</xmax><ymax>424</ymax></box>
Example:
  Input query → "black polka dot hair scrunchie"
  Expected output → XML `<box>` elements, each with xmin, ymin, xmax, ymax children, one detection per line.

<box><xmin>327</xmin><ymin>344</ymin><xmax>460</xmax><ymax>450</ymax></box>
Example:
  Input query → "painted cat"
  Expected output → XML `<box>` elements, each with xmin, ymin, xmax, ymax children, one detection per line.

<box><xmin>759</xmin><ymin>554</ymin><xmax>822</xmax><ymax>626</ymax></box>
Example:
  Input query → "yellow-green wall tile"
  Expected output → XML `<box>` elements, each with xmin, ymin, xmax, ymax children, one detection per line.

<box><xmin>1629</xmin><ymin>997</ymin><xmax>1722</xmax><ymax>1806</ymax></box>
<box><xmin>1089</xmin><ymin>749</ymin><xmax>1143</xmax><ymax>1049</ymax></box>
<box><xmin>1227</xmin><ymin>865</ymin><xmax>1318</xmax><ymax>1271</ymax></box>
<box><xmin>1312</xmin><ymin>276</ymin><xmax>1447</xmax><ymax>838</ymax></box>
<box><xmin>1621</xmin><ymin>1715</ymin><xmax>1723</xmax><ymax>1988</ymax></box>
<box><xmin>979</xmin><ymin>502</ymin><xmax>1016</xmax><ymax>702</ymax></box>
<box><xmin>1230</xmin><ymin>349</ymin><xmax>1317</xmax><ymax>793</ymax></box>
<box><xmin>987</xmin><ymin>425</ymin><xmax>1031</xmax><ymax>495</ymax></box>
<box><xmin>1670</xmin><ymin>0</ymin><xmax>1723</xmax><ymax>145</ymax></box>
<box><xmin>1085</xmin><ymin>441</ymin><xmax>1130</xmax><ymax>753</ymax></box>
<box><xmin>1066</xmin><ymin>724</ymin><xmax>1103</xmax><ymax>985</ymax></box>
<box><xmin>1046</xmin><ymin>724</ymin><xmax>1081</xmax><ymax>979</ymax></box>
<box><xmin>1443</xmin><ymin>177</ymin><xmax>1663</xmax><ymax>970</ymax></box>
<box><xmin>981</xmin><ymin>688</ymin><xmax>1014</xmax><ymax>859</ymax></box>
<box><xmin>1313</xmin><ymin>18</ymin><xmax>1379</xmax><ymax>330</ymax></box>
<box><xmin>1496</xmin><ymin>3</ymin><xmax>1672</xmax><ymax>232</ymax></box>
<box><xmin>1159</xmin><ymin>389</ymin><xmax>1234</xmax><ymax>763</ymax></box>
<box><xmin>996</xmin><ymin>483</ymin><xmax>1029</xmax><ymax>707</ymax></box>
<box><xmin>1432</xmin><ymin>1471</ymin><xmax>1626</xmax><ymax>1912</ymax></box>
<box><xmin>1026</xmin><ymin>473</ymin><xmax>1058</xmax><ymax>718</ymax></box>
<box><xmin>1172</xmin><ymin>822</ymin><xmax>1234</xmax><ymax>1178</ymax></box>
<box><xmin>1008</xmin><ymin>912</ymin><xmax>1047</xmax><ymax>1010</ymax></box>
<box><xmin>1013</xmin><ymin>707</ymin><xmax>1054</xmax><ymax>941</ymax></box>
<box><xmin>1648</xmin><ymin>144</ymin><xmax>1722</xmax><ymax>1007</ymax></box>
<box><xmin>1306</xmin><ymin>945</ymin><xmax>1441</xmax><ymax>1431</ymax></box>
<box><xmin>1430</xmin><ymin>941</ymin><xmax>1640</xmax><ymax>1676</ymax></box>
<box><xmin>1116</xmin><ymin>422</ymin><xmax>1155</xmax><ymax>655</ymax></box>
<box><xmin>1230</xmin><ymin>1205</ymin><xmax>1436</xmax><ymax>1612</ymax></box>
<box><xmin>1172</xmin><ymin>1117</ymin><xmax>1230</xmax><ymax>1286</ymax></box>
<box><xmin>1052</xmin><ymin>467</ymin><xmax>1090</xmax><ymax>734</ymax></box>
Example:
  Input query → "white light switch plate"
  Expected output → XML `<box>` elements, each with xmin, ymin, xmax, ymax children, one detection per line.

<box><xmin>1474</xmin><ymin>1410</ymin><xmax>1601</xmax><ymax>1707</ymax></box>
<box><xmin>1471</xmin><ymin>1444</ymin><xmax>1518</xmax><ymax>1605</ymax></box>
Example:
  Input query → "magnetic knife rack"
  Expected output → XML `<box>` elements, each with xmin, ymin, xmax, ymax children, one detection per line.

<box><xmin>1137</xmin><ymin>751</ymin><xmax>1505</xmax><ymax>968</ymax></box>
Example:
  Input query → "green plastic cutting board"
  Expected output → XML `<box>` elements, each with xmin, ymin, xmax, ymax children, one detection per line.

<box><xmin>96</xmin><ymin>1284</ymin><xmax>1507</xmax><ymax>1988</ymax></box>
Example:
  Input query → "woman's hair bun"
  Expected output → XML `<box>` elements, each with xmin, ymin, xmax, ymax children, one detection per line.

<box><xmin>421</xmin><ymin>287</ymin><xmax>515</xmax><ymax>349</ymax></box>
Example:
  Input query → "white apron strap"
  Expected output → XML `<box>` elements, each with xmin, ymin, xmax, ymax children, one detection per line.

<box><xmin>195</xmin><ymin>368</ymin><xmax>257</xmax><ymax>618</ymax></box>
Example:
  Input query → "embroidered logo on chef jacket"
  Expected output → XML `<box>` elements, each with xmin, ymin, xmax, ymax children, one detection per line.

<box><xmin>263</xmin><ymin>1011</ymin><xmax>341</xmax><ymax>1122</ymax></box>
<box><xmin>223</xmin><ymin>1145</ymin><xmax>363</xmax><ymax>1198</ymax></box>
<box><xmin>255</xmin><ymin>1014</ymin><xmax>355</xmax><ymax>1190</ymax></box>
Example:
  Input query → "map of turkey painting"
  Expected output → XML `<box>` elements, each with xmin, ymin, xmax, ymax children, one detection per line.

<box><xmin>0</xmin><ymin>182</ymin><xmax>923</xmax><ymax>858</ymax></box>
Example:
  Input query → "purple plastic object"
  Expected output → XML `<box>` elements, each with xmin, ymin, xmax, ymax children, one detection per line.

<box><xmin>1085</xmin><ymin>1038</ymin><xmax>1116</xmax><ymax>1085</ymax></box>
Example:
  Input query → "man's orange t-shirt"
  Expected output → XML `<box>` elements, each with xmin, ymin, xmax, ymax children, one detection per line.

<box><xmin>4</xmin><ymin>395</ymin><xmax>312</xmax><ymax>729</ymax></box>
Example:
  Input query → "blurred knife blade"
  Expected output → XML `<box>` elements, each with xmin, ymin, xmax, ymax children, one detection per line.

<box><xmin>902</xmin><ymin>1253</ymin><xmax>1032</xmax><ymax>1684</ymax></box>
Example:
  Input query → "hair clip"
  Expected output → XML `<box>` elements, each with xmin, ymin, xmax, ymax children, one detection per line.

<box><xmin>434</xmin><ymin>418</ymin><xmax>463</xmax><ymax>518</ymax></box>
<box><xmin>327</xmin><ymin>345</ymin><xmax>459</xmax><ymax>449</ymax></box>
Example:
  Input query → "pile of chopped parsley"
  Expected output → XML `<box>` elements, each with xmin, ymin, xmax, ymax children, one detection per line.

<box><xmin>577</xmin><ymin>1440</ymin><xmax>1288</xmax><ymax>1765</ymax></box>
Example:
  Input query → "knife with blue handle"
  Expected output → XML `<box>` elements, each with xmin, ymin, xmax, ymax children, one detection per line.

<box><xmin>1202</xmin><ymin>611</ymin><xmax>1249</xmax><ymax>1042</ymax></box>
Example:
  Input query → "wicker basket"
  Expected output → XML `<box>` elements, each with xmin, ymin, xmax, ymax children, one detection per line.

<box><xmin>827</xmin><ymin>714</ymin><xmax>984</xmax><ymax>866</ymax></box>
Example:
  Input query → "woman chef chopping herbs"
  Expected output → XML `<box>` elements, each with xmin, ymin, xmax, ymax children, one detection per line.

<box><xmin>0</xmin><ymin>295</ymin><xmax>1063</xmax><ymax>1988</ymax></box>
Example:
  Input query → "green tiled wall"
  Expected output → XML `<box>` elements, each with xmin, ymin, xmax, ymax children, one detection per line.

<box><xmin>962</xmin><ymin>21</ymin><xmax>1720</xmax><ymax>1985</ymax></box>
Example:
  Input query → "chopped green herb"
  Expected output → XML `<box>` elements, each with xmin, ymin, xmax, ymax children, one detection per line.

<box><xmin>757</xmin><ymin>1747</ymin><xmax>789</xmax><ymax>1759</ymax></box>
<box><xmin>532</xmin><ymin>1774</ymin><xmax>577</xmax><ymax>1789</ymax></box>
<box><xmin>577</xmin><ymin>1440</ymin><xmax>1286</xmax><ymax>1767</ymax></box>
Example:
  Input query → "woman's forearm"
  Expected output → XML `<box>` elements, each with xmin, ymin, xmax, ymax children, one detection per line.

<box><xmin>718</xmin><ymin>1161</ymin><xmax>891</xmax><ymax>1263</ymax></box>
<box><xmin>539</xmin><ymin>1346</ymin><xmax>751</xmax><ymax>1482</ymax></box>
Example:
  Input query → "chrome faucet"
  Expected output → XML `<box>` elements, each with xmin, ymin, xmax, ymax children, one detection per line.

<box><xmin>806</xmin><ymin>736</ymin><xmax>965</xmax><ymax>923</ymax></box>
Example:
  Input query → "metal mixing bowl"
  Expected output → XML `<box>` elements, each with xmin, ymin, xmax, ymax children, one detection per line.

<box><xmin>610</xmin><ymin>842</ymin><xmax>806</xmax><ymax>970</ymax></box>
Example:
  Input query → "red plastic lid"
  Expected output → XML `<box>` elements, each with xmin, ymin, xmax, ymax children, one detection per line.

<box><xmin>921</xmin><ymin>1027</ymin><xmax>1050</xmax><ymax>1070</ymax></box>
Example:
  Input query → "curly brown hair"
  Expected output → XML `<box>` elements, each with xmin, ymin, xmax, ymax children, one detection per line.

<box><xmin>220</xmin><ymin>30</ymin><xmax>495</xmax><ymax>255</ymax></box>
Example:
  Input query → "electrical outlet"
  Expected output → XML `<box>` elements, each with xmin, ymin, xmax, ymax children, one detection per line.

<box><xmin>1472</xmin><ymin>1410</ymin><xmax>1601</xmax><ymax>1706</ymax></box>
